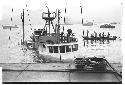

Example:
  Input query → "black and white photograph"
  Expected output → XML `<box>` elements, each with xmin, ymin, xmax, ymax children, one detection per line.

<box><xmin>0</xmin><ymin>0</ymin><xmax>123</xmax><ymax>84</ymax></box>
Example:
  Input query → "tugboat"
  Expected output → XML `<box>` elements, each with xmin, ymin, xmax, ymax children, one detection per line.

<box><xmin>29</xmin><ymin>8</ymin><xmax>78</xmax><ymax>61</ymax></box>
<box><xmin>100</xmin><ymin>24</ymin><xmax>115</xmax><ymax>28</ymax></box>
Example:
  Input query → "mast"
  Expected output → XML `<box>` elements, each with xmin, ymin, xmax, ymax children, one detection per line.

<box><xmin>21</xmin><ymin>9</ymin><xmax>25</xmax><ymax>44</ymax></box>
<box><xmin>42</xmin><ymin>7</ymin><xmax>56</xmax><ymax>36</ymax></box>
<box><xmin>57</xmin><ymin>9</ymin><xmax>61</xmax><ymax>44</ymax></box>
<box><xmin>47</xmin><ymin>7</ymin><xmax>51</xmax><ymax>35</ymax></box>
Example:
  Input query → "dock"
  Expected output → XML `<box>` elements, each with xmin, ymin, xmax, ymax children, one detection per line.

<box><xmin>0</xmin><ymin>62</ymin><xmax>122</xmax><ymax>83</ymax></box>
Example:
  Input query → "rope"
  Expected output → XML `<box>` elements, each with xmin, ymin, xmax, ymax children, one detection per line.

<box><xmin>104</xmin><ymin>59</ymin><xmax>122</xmax><ymax>82</ymax></box>
<box><xmin>14</xmin><ymin>64</ymin><xmax>31</xmax><ymax>80</ymax></box>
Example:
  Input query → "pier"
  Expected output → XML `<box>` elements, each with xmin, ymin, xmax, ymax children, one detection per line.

<box><xmin>1</xmin><ymin>61</ymin><xmax>122</xmax><ymax>83</ymax></box>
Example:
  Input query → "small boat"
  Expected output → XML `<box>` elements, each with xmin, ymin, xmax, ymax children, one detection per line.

<box><xmin>110</xmin><ymin>22</ymin><xmax>117</xmax><ymax>25</ymax></box>
<box><xmin>83</xmin><ymin>22</ymin><xmax>93</xmax><ymax>26</ymax></box>
<box><xmin>73</xmin><ymin>56</ymin><xmax>122</xmax><ymax>83</ymax></box>
<box><xmin>100</xmin><ymin>24</ymin><xmax>115</xmax><ymax>28</ymax></box>
<box><xmin>82</xmin><ymin>31</ymin><xmax>117</xmax><ymax>41</ymax></box>
<box><xmin>74</xmin><ymin>56</ymin><xmax>107</xmax><ymax>70</ymax></box>
<box><xmin>2</xmin><ymin>25</ymin><xmax>18</xmax><ymax>29</ymax></box>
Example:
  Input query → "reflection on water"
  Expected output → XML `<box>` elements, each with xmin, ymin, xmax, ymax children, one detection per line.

<box><xmin>0</xmin><ymin>24</ymin><xmax>122</xmax><ymax>63</ymax></box>
<box><xmin>70</xmin><ymin>72</ymin><xmax>119</xmax><ymax>82</ymax></box>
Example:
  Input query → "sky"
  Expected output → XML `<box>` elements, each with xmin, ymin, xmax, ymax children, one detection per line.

<box><xmin>0</xmin><ymin>0</ymin><xmax>123</xmax><ymax>23</ymax></box>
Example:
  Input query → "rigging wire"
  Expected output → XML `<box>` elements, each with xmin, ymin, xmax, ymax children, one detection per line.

<box><xmin>25</xmin><ymin>4</ymin><xmax>32</xmax><ymax>28</ymax></box>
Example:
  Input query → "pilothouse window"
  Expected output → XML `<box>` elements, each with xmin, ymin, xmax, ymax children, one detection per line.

<box><xmin>75</xmin><ymin>44</ymin><xmax>78</xmax><ymax>51</ymax></box>
<box><xmin>60</xmin><ymin>46</ymin><xmax>65</xmax><ymax>53</ymax></box>
<box><xmin>34</xmin><ymin>30</ymin><xmax>42</xmax><ymax>35</ymax></box>
<box><xmin>66</xmin><ymin>45</ymin><xmax>72</xmax><ymax>52</ymax></box>
<box><xmin>48</xmin><ymin>46</ymin><xmax>53</xmax><ymax>53</ymax></box>
<box><xmin>53</xmin><ymin>46</ymin><xmax>58</xmax><ymax>53</ymax></box>
<box><xmin>72</xmin><ymin>44</ymin><xmax>78</xmax><ymax>51</ymax></box>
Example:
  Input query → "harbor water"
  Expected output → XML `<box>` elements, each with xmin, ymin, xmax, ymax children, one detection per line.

<box><xmin>3</xmin><ymin>71</ymin><xmax>121</xmax><ymax>82</ymax></box>
<box><xmin>0</xmin><ymin>23</ymin><xmax>122</xmax><ymax>63</ymax></box>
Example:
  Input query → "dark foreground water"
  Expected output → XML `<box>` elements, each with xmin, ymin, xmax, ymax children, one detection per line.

<box><xmin>3</xmin><ymin>71</ymin><xmax>121</xmax><ymax>82</ymax></box>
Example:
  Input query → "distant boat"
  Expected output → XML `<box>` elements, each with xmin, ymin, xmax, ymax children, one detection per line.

<box><xmin>83</xmin><ymin>22</ymin><xmax>93</xmax><ymax>26</ymax></box>
<box><xmin>2</xmin><ymin>25</ymin><xmax>18</xmax><ymax>29</ymax></box>
<box><xmin>60</xmin><ymin>23</ymin><xmax>73</xmax><ymax>25</ymax></box>
<box><xmin>110</xmin><ymin>22</ymin><xmax>117</xmax><ymax>25</ymax></box>
<box><xmin>100</xmin><ymin>24</ymin><xmax>115</xmax><ymax>28</ymax></box>
<box><xmin>82</xmin><ymin>30</ymin><xmax>117</xmax><ymax>41</ymax></box>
